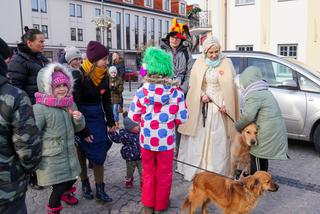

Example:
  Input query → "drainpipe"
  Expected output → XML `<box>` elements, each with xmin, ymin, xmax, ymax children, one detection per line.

<box><xmin>224</xmin><ymin>0</ymin><xmax>227</xmax><ymax>50</ymax></box>
<box><xmin>19</xmin><ymin>0</ymin><xmax>24</xmax><ymax>36</ymax></box>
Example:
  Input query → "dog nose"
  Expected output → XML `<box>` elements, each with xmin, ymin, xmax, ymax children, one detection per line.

<box><xmin>269</xmin><ymin>182</ymin><xmax>279</xmax><ymax>192</ymax></box>
<box><xmin>250</xmin><ymin>139</ymin><xmax>257</xmax><ymax>146</ymax></box>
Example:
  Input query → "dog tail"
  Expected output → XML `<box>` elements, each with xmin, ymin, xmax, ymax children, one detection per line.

<box><xmin>181</xmin><ymin>196</ymin><xmax>191</xmax><ymax>212</ymax></box>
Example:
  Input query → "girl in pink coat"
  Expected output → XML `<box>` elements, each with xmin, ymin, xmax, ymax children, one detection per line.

<box><xmin>128</xmin><ymin>47</ymin><xmax>188</xmax><ymax>213</ymax></box>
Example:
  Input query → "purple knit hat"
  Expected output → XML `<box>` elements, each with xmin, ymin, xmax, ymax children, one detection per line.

<box><xmin>51</xmin><ymin>71</ymin><xmax>71</xmax><ymax>90</ymax></box>
<box><xmin>86</xmin><ymin>41</ymin><xmax>109</xmax><ymax>63</ymax></box>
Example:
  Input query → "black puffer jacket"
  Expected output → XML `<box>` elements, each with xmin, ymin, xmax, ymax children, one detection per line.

<box><xmin>0</xmin><ymin>56</ymin><xmax>42</xmax><ymax>205</ymax></box>
<box><xmin>7</xmin><ymin>43</ymin><xmax>49</xmax><ymax>104</ymax></box>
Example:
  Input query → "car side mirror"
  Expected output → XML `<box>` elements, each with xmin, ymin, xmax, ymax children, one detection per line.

<box><xmin>281</xmin><ymin>80</ymin><xmax>298</xmax><ymax>89</ymax></box>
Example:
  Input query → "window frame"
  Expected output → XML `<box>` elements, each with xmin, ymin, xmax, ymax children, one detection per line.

<box><xmin>77</xmin><ymin>28</ymin><xmax>83</xmax><ymax>41</ymax></box>
<box><xmin>95</xmin><ymin>8</ymin><xmax>101</xmax><ymax>16</ymax></box>
<box><xmin>116</xmin><ymin>12</ymin><xmax>122</xmax><ymax>49</ymax></box>
<box><xmin>236</xmin><ymin>45</ymin><xmax>253</xmax><ymax>51</ymax></box>
<box><xmin>69</xmin><ymin>3</ymin><xmax>75</xmax><ymax>17</ymax></box>
<box><xmin>70</xmin><ymin>28</ymin><xmax>77</xmax><ymax>41</ymax></box>
<box><xmin>126</xmin><ymin>14</ymin><xmax>131</xmax><ymax>50</ymax></box>
<box><xmin>39</xmin><ymin>0</ymin><xmax>47</xmax><ymax>13</ymax></box>
<box><xmin>150</xmin><ymin>18</ymin><xmax>155</xmax><ymax>45</ymax></box>
<box><xmin>33</xmin><ymin>24</ymin><xmax>40</xmax><ymax>30</ymax></box>
<box><xmin>235</xmin><ymin>0</ymin><xmax>255</xmax><ymax>6</ymax></box>
<box><xmin>76</xmin><ymin>4</ymin><xmax>82</xmax><ymax>18</ymax></box>
<box><xmin>134</xmin><ymin>15</ymin><xmax>139</xmax><ymax>49</ymax></box>
<box><xmin>163</xmin><ymin>0</ymin><xmax>170</xmax><ymax>11</ymax></box>
<box><xmin>144</xmin><ymin>0</ymin><xmax>153</xmax><ymax>8</ymax></box>
<box><xmin>278</xmin><ymin>44</ymin><xmax>298</xmax><ymax>59</ymax></box>
<box><xmin>41</xmin><ymin>25</ymin><xmax>48</xmax><ymax>39</ymax></box>
<box><xmin>143</xmin><ymin>17</ymin><xmax>147</xmax><ymax>46</ymax></box>
<box><xmin>158</xmin><ymin>19</ymin><xmax>162</xmax><ymax>45</ymax></box>
<box><xmin>32</xmin><ymin>0</ymin><xmax>38</xmax><ymax>12</ymax></box>
<box><xmin>180</xmin><ymin>2</ymin><xmax>186</xmax><ymax>15</ymax></box>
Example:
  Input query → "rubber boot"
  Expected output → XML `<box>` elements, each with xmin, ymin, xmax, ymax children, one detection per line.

<box><xmin>82</xmin><ymin>179</ymin><xmax>94</xmax><ymax>200</ymax></box>
<box><xmin>95</xmin><ymin>182</ymin><xmax>112</xmax><ymax>203</ymax></box>
<box><xmin>61</xmin><ymin>186</ymin><xmax>78</xmax><ymax>205</ymax></box>
<box><xmin>46</xmin><ymin>204</ymin><xmax>63</xmax><ymax>214</ymax></box>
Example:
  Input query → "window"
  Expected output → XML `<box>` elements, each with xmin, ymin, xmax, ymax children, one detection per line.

<box><xmin>69</xmin><ymin>3</ymin><xmax>75</xmax><ymax>17</ymax></box>
<box><xmin>278</xmin><ymin>0</ymin><xmax>295</xmax><ymax>2</ymax></box>
<box><xmin>150</xmin><ymin>18</ymin><xmax>155</xmax><ymax>45</ymax></box>
<box><xmin>164</xmin><ymin>0</ymin><xmax>170</xmax><ymax>11</ymax></box>
<box><xmin>106</xmin><ymin>10</ymin><xmax>112</xmax><ymax>48</ymax></box>
<box><xmin>41</xmin><ymin>25</ymin><xmax>48</xmax><ymax>39</ymax></box>
<box><xmin>299</xmin><ymin>75</ymin><xmax>320</xmax><ymax>93</ymax></box>
<box><xmin>33</xmin><ymin>24</ymin><xmax>40</xmax><ymax>30</ymax></box>
<box><xmin>236</xmin><ymin>45</ymin><xmax>253</xmax><ymax>51</ymax></box>
<box><xmin>116</xmin><ymin>12</ymin><xmax>121</xmax><ymax>49</ymax></box>
<box><xmin>247</xmin><ymin>58</ymin><xmax>295</xmax><ymax>87</ymax></box>
<box><xmin>235</xmin><ymin>0</ymin><xmax>255</xmax><ymax>6</ymax></box>
<box><xmin>143</xmin><ymin>17</ymin><xmax>147</xmax><ymax>46</ymax></box>
<box><xmin>134</xmin><ymin>15</ymin><xmax>139</xmax><ymax>49</ymax></box>
<box><xmin>158</xmin><ymin>19</ymin><xmax>162</xmax><ymax>44</ymax></box>
<box><xmin>96</xmin><ymin>28</ymin><xmax>101</xmax><ymax>43</ymax></box>
<box><xmin>78</xmin><ymin>28</ymin><xmax>83</xmax><ymax>41</ymax></box>
<box><xmin>39</xmin><ymin>0</ymin><xmax>47</xmax><ymax>13</ymax></box>
<box><xmin>77</xmin><ymin>5</ymin><xmax>82</xmax><ymax>18</ymax></box>
<box><xmin>105</xmin><ymin>10</ymin><xmax>111</xmax><ymax>17</ymax></box>
<box><xmin>278</xmin><ymin>44</ymin><xmax>298</xmax><ymax>59</ymax></box>
<box><xmin>229</xmin><ymin>57</ymin><xmax>241</xmax><ymax>74</ymax></box>
<box><xmin>32</xmin><ymin>0</ymin><xmax>38</xmax><ymax>11</ymax></box>
<box><xmin>165</xmin><ymin>21</ymin><xmax>170</xmax><ymax>34</ymax></box>
<box><xmin>71</xmin><ymin>28</ymin><xmax>76</xmax><ymax>41</ymax></box>
<box><xmin>180</xmin><ymin>3</ymin><xmax>186</xmax><ymax>15</ymax></box>
<box><xmin>145</xmin><ymin>0</ymin><xmax>152</xmax><ymax>7</ymax></box>
<box><xmin>95</xmin><ymin>8</ymin><xmax>101</xmax><ymax>16</ymax></box>
<box><xmin>126</xmin><ymin>14</ymin><xmax>131</xmax><ymax>50</ymax></box>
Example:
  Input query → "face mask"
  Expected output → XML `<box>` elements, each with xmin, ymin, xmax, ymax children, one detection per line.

<box><xmin>205</xmin><ymin>55</ymin><xmax>221</xmax><ymax>68</ymax></box>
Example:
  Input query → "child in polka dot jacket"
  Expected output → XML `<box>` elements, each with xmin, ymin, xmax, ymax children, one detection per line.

<box><xmin>128</xmin><ymin>47</ymin><xmax>188</xmax><ymax>213</ymax></box>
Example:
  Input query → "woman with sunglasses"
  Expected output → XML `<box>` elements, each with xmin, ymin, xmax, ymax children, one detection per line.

<box><xmin>176</xmin><ymin>35</ymin><xmax>240</xmax><ymax>181</ymax></box>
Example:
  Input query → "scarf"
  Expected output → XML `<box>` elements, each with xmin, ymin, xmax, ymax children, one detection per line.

<box><xmin>205</xmin><ymin>54</ymin><xmax>224</xmax><ymax>68</ymax></box>
<box><xmin>82</xmin><ymin>59</ymin><xmax>107</xmax><ymax>86</ymax></box>
<box><xmin>35</xmin><ymin>92</ymin><xmax>73</xmax><ymax>108</ymax></box>
<box><xmin>240</xmin><ymin>80</ymin><xmax>269</xmax><ymax>111</ymax></box>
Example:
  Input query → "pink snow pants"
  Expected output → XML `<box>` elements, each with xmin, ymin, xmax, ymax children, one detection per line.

<box><xmin>141</xmin><ymin>147</ymin><xmax>174</xmax><ymax>211</ymax></box>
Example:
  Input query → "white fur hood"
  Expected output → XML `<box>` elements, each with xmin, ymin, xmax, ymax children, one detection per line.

<box><xmin>37</xmin><ymin>63</ymin><xmax>74</xmax><ymax>95</ymax></box>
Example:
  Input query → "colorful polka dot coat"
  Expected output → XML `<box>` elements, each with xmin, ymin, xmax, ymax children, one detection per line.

<box><xmin>128</xmin><ymin>82</ymin><xmax>188</xmax><ymax>151</ymax></box>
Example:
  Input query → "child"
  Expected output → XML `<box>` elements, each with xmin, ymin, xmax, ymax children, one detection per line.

<box><xmin>128</xmin><ymin>47</ymin><xmax>188</xmax><ymax>213</ymax></box>
<box><xmin>109</xmin><ymin>66</ymin><xmax>124</xmax><ymax>128</ymax></box>
<box><xmin>109</xmin><ymin>111</ymin><xmax>142</xmax><ymax>189</ymax></box>
<box><xmin>33</xmin><ymin>63</ymin><xmax>86</xmax><ymax>214</ymax></box>
<box><xmin>235</xmin><ymin>66</ymin><xmax>288</xmax><ymax>174</ymax></box>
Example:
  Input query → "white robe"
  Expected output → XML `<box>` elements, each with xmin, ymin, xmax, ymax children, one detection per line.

<box><xmin>177</xmin><ymin>68</ymin><xmax>230</xmax><ymax>181</ymax></box>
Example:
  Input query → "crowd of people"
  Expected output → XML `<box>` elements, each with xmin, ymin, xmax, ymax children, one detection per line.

<box><xmin>0</xmin><ymin>17</ymin><xmax>288</xmax><ymax>214</ymax></box>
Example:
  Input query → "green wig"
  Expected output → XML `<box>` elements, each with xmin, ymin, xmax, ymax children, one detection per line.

<box><xmin>142</xmin><ymin>47</ymin><xmax>173</xmax><ymax>78</ymax></box>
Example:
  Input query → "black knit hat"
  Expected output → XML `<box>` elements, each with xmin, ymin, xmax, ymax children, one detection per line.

<box><xmin>86</xmin><ymin>41</ymin><xmax>109</xmax><ymax>63</ymax></box>
<box><xmin>0</xmin><ymin>38</ymin><xmax>11</xmax><ymax>60</ymax></box>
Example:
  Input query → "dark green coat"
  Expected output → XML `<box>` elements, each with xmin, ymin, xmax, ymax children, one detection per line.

<box><xmin>109</xmin><ymin>76</ymin><xmax>124</xmax><ymax>104</ymax></box>
<box><xmin>235</xmin><ymin>66</ymin><xmax>288</xmax><ymax>160</ymax></box>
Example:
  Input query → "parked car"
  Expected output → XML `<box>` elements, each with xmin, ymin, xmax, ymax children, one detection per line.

<box><xmin>193</xmin><ymin>51</ymin><xmax>320</xmax><ymax>152</ymax></box>
<box><xmin>123</xmin><ymin>67</ymin><xmax>139</xmax><ymax>82</ymax></box>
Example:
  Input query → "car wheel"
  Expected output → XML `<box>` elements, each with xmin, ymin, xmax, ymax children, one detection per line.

<box><xmin>313</xmin><ymin>124</ymin><xmax>320</xmax><ymax>153</ymax></box>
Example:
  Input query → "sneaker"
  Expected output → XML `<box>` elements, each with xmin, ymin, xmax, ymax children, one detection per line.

<box><xmin>125</xmin><ymin>177</ymin><xmax>133</xmax><ymax>189</ymax></box>
<box><xmin>61</xmin><ymin>192</ymin><xmax>78</xmax><ymax>205</ymax></box>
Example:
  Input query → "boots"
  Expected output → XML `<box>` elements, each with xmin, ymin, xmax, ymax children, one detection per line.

<box><xmin>95</xmin><ymin>182</ymin><xmax>112</xmax><ymax>203</ymax></box>
<box><xmin>61</xmin><ymin>186</ymin><xmax>78</xmax><ymax>205</ymax></box>
<box><xmin>125</xmin><ymin>177</ymin><xmax>134</xmax><ymax>189</ymax></box>
<box><xmin>46</xmin><ymin>204</ymin><xmax>63</xmax><ymax>214</ymax></box>
<box><xmin>81</xmin><ymin>179</ymin><xmax>94</xmax><ymax>200</ymax></box>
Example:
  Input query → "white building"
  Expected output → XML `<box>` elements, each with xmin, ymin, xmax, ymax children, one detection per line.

<box><xmin>195</xmin><ymin>0</ymin><xmax>320</xmax><ymax>71</ymax></box>
<box><xmin>0</xmin><ymin>0</ymin><xmax>188</xmax><ymax>68</ymax></box>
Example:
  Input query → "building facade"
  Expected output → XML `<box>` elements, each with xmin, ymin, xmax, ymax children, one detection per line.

<box><xmin>0</xmin><ymin>0</ymin><xmax>188</xmax><ymax>69</ymax></box>
<box><xmin>195</xmin><ymin>0</ymin><xmax>320</xmax><ymax>71</ymax></box>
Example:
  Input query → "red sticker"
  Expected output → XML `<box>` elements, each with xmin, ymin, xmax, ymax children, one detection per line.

<box><xmin>219</xmin><ymin>70</ymin><xmax>224</xmax><ymax>75</ymax></box>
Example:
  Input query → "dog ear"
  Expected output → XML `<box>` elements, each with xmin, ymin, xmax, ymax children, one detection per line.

<box><xmin>249</xmin><ymin>178</ymin><xmax>260</xmax><ymax>190</ymax></box>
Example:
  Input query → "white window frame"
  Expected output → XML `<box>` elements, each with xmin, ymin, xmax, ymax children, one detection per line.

<box><xmin>236</xmin><ymin>45</ymin><xmax>253</xmax><ymax>51</ymax></box>
<box><xmin>180</xmin><ymin>2</ymin><xmax>186</xmax><ymax>15</ymax></box>
<box><xmin>77</xmin><ymin>28</ymin><xmax>83</xmax><ymax>41</ymax></box>
<box><xmin>144</xmin><ymin>0</ymin><xmax>153</xmax><ymax>8</ymax></box>
<box><xmin>278</xmin><ymin>44</ymin><xmax>298</xmax><ymax>59</ymax></box>
<box><xmin>69</xmin><ymin>3</ymin><xmax>75</xmax><ymax>17</ymax></box>
<box><xmin>70</xmin><ymin>28</ymin><xmax>77</xmax><ymax>41</ymax></box>
<box><xmin>41</xmin><ymin>25</ymin><xmax>48</xmax><ymax>39</ymax></box>
<box><xmin>235</xmin><ymin>0</ymin><xmax>255</xmax><ymax>6</ymax></box>
<box><xmin>32</xmin><ymin>0</ymin><xmax>38</xmax><ymax>12</ymax></box>
<box><xmin>76</xmin><ymin>4</ymin><xmax>82</xmax><ymax>18</ymax></box>
<box><xmin>39</xmin><ymin>0</ymin><xmax>47</xmax><ymax>13</ymax></box>
<box><xmin>163</xmin><ymin>0</ymin><xmax>170</xmax><ymax>11</ymax></box>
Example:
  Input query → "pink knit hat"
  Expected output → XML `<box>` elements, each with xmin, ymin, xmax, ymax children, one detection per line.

<box><xmin>51</xmin><ymin>71</ymin><xmax>71</xmax><ymax>90</ymax></box>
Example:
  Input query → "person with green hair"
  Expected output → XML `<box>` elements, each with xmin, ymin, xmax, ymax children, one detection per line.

<box><xmin>128</xmin><ymin>47</ymin><xmax>188</xmax><ymax>214</ymax></box>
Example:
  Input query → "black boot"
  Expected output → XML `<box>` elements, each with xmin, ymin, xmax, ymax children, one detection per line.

<box><xmin>82</xmin><ymin>179</ymin><xmax>94</xmax><ymax>200</ymax></box>
<box><xmin>95</xmin><ymin>182</ymin><xmax>112</xmax><ymax>203</ymax></box>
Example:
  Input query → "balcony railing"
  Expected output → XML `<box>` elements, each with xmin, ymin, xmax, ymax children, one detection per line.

<box><xmin>189</xmin><ymin>11</ymin><xmax>212</xmax><ymax>29</ymax></box>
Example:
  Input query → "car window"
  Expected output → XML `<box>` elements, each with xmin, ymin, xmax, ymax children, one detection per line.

<box><xmin>247</xmin><ymin>58</ymin><xmax>295</xmax><ymax>87</ymax></box>
<box><xmin>298</xmin><ymin>75</ymin><xmax>320</xmax><ymax>93</ymax></box>
<box><xmin>229</xmin><ymin>57</ymin><xmax>240</xmax><ymax>74</ymax></box>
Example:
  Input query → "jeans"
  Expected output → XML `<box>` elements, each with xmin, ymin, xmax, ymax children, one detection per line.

<box><xmin>113</xmin><ymin>104</ymin><xmax>120</xmax><ymax>122</ymax></box>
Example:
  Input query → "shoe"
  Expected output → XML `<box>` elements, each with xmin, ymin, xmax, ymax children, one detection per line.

<box><xmin>125</xmin><ymin>177</ymin><xmax>133</xmax><ymax>189</ymax></box>
<box><xmin>143</xmin><ymin>206</ymin><xmax>154</xmax><ymax>214</ymax></box>
<box><xmin>46</xmin><ymin>204</ymin><xmax>63</xmax><ymax>214</ymax></box>
<box><xmin>81</xmin><ymin>179</ymin><xmax>94</xmax><ymax>200</ymax></box>
<box><xmin>61</xmin><ymin>186</ymin><xmax>78</xmax><ymax>205</ymax></box>
<box><xmin>95</xmin><ymin>182</ymin><xmax>113</xmax><ymax>203</ymax></box>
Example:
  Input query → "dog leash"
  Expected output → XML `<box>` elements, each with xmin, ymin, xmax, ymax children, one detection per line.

<box><xmin>209</xmin><ymin>98</ymin><xmax>235</xmax><ymax>123</ymax></box>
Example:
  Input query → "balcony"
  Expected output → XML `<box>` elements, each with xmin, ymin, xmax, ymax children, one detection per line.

<box><xmin>189</xmin><ymin>10</ymin><xmax>212</xmax><ymax>36</ymax></box>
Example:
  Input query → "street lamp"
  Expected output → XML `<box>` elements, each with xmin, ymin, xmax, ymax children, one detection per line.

<box><xmin>92</xmin><ymin>1</ymin><xmax>113</xmax><ymax>45</ymax></box>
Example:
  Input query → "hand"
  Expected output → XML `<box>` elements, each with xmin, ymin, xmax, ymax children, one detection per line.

<box><xmin>219</xmin><ymin>105</ymin><xmax>227</xmax><ymax>113</ymax></box>
<box><xmin>84</xmin><ymin>135</ymin><xmax>94</xmax><ymax>143</ymax></box>
<box><xmin>72</xmin><ymin>110</ymin><xmax>82</xmax><ymax>121</ymax></box>
<box><xmin>108</xmin><ymin>126</ymin><xmax>116</xmax><ymax>133</ymax></box>
<box><xmin>202</xmin><ymin>95</ymin><xmax>210</xmax><ymax>103</ymax></box>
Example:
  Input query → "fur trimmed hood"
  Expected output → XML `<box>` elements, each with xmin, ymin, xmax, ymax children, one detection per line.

<box><xmin>37</xmin><ymin>63</ymin><xmax>74</xmax><ymax>95</ymax></box>
<box><xmin>144</xmin><ymin>75</ymin><xmax>180</xmax><ymax>86</ymax></box>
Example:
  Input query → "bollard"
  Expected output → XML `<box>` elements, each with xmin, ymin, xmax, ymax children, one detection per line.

<box><xmin>129</xmin><ymin>79</ymin><xmax>132</xmax><ymax>92</ymax></box>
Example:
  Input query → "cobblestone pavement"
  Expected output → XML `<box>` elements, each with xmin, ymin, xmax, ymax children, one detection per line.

<box><xmin>26</xmin><ymin>82</ymin><xmax>320</xmax><ymax>214</ymax></box>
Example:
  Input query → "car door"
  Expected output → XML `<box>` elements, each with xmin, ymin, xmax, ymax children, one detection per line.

<box><xmin>247</xmin><ymin>57</ymin><xmax>306</xmax><ymax>137</ymax></box>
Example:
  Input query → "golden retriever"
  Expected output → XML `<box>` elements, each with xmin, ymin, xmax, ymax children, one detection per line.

<box><xmin>230</xmin><ymin>123</ymin><xmax>258</xmax><ymax>177</ymax></box>
<box><xmin>182</xmin><ymin>171</ymin><xmax>278</xmax><ymax>214</ymax></box>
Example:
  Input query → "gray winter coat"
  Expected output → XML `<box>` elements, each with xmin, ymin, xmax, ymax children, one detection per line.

<box><xmin>160</xmin><ymin>39</ymin><xmax>194</xmax><ymax>93</ymax></box>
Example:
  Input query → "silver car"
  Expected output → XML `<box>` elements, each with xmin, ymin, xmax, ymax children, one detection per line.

<box><xmin>193</xmin><ymin>51</ymin><xmax>320</xmax><ymax>152</ymax></box>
